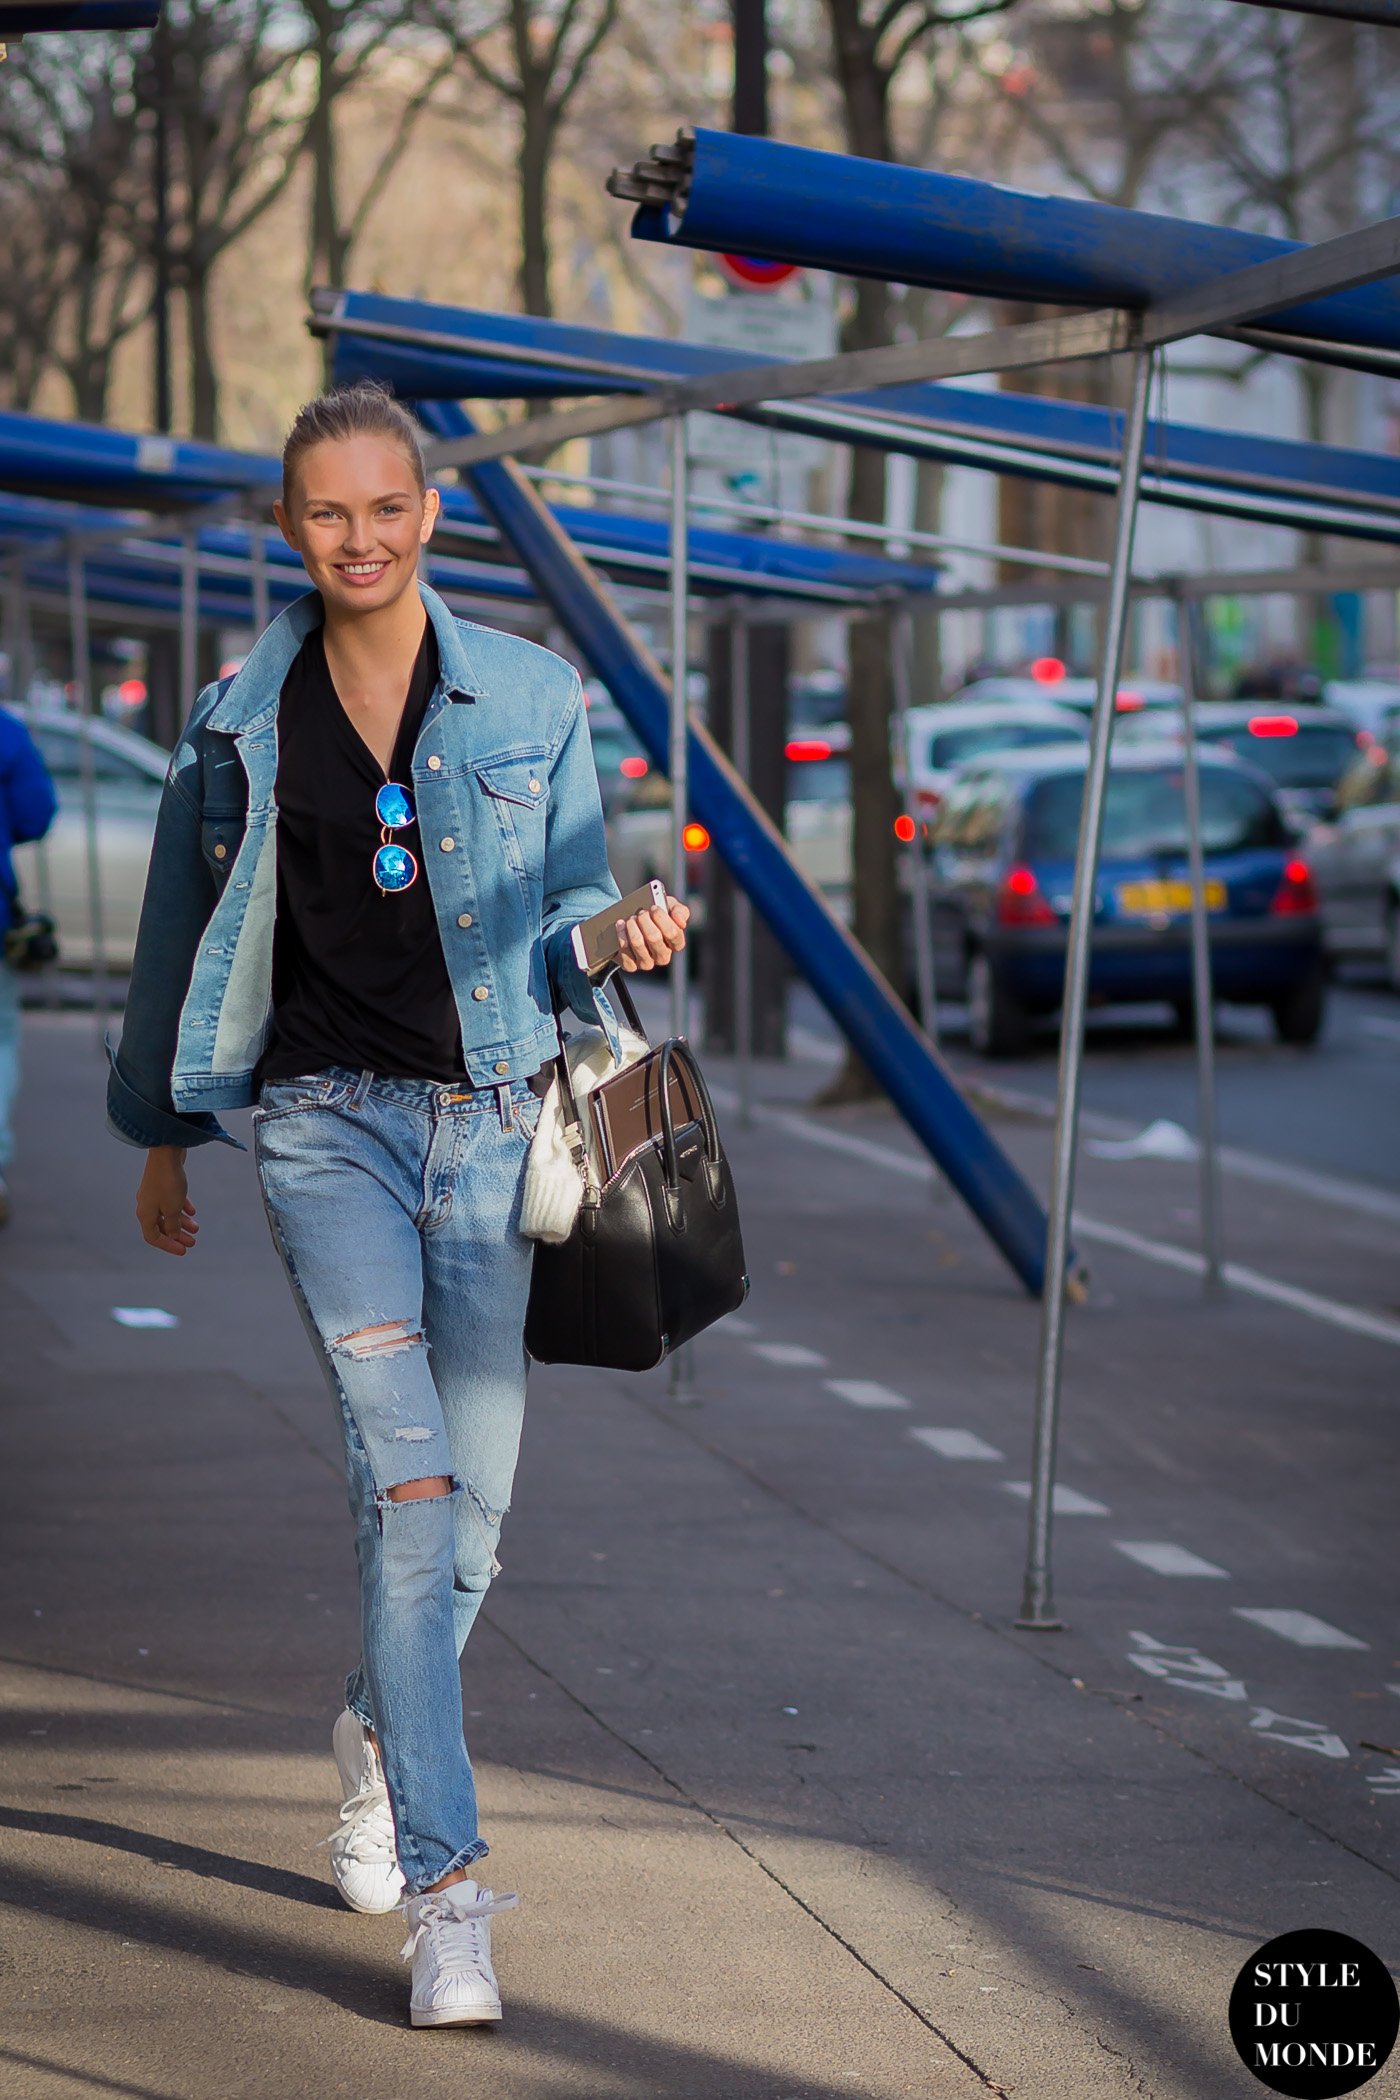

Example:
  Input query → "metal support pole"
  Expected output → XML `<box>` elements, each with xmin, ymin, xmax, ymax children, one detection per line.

<box><xmin>1174</xmin><ymin>582</ymin><xmax>1225</xmax><ymax>1291</ymax></box>
<box><xmin>668</xmin><ymin>414</ymin><xmax>696</xmax><ymax>1399</ymax></box>
<box><xmin>67</xmin><ymin>543</ymin><xmax>108</xmax><ymax>1046</ymax></box>
<box><xmin>668</xmin><ymin>413</ymin><xmax>691</xmax><ymax>1045</ymax></box>
<box><xmin>1018</xmin><ymin>347</ymin><xmax>1154</xmax><ymax>1632</ymax></box>
<box><xmin>731</xmin><ymin>616</ymin><xmax>754</xmax><ymax>1127</ymax></box>
<box><xmin>250</xmin><ymin>524</ymin><xmax>270</xmax><ymax>637</ymax></box>
<box><xmin>179</xmin><ymin>527</ymin><xmax>199</xmax><ymax>725</ymax></box>
<box><xmin>891</xmin><ymin>606</ymin><xmax>939</xmax><ymax>1045</ymax></box>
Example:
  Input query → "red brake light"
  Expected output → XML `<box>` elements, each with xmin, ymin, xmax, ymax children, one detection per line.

<box><xmin>785</xmin><ymin>738</ymin><xmax>832</xmax><ymax>762</ymax></box>
<box><xmin>1271</xmin><ymin>858</ymin><xmax>1317</xmax><ymax>915</ymax></box>
<box><xmin>1031</xmin><ymin>657</ymin><xmax>1066</xmax><ymax>684</ymax></box>
<box><xmin>1249</xmin><ymin>714</ymin><xmax>1298</xmax><ymax>738</ymax></box>
<box><xmin>915</xmin><ymin>786</ymin><xmax>942</xmax><ymax>814</ymax></box>
<box><xmin>682</xmin><ymin>822</ymin><xmax>710</xmax><ymax>852</ymax></box>
<box><xmin>619</xmin><ymin>755</ymin><xmax>648</xmax><ymax>778</ymax></box>
<box><xmin>997</xmin><ymin>865</ymin><xmax>1057</xmax><ymax>926</ymax></box>
<box><xmin>894</xmin><ymin>814</ymin><xmax>916</xmax><ymax>843</ymax></box>
<box><xmin>1115</xmin><ymin>690</ymin><xmax>1144</xmax><ymax>712</ymax></box>
<box><xmin>117</xmin><ymin>678</ymin><xmax>147</xmax><ymax>707</ymax></box>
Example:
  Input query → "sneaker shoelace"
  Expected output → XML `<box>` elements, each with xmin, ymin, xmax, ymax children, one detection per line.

<box><xmin>400</xmin><ymin>1888</ymin><xmax>520</xmax><ymax>1979</ymax></box>
<box><xmin>323</xmin><ymin>1780</ymin><xmax>397</xmax><ymax>1866</ymax></box>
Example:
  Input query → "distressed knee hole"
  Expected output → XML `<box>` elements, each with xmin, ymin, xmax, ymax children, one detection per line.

<box><xmin>331</xmin><ymin>1319</ymin><xmax>424</xmax><ymax>1363</ymax></box>
<box><xmin>384</xmin><ymin>1474</ymin><xmax>455</xmax><ymax>1504</ymax></box>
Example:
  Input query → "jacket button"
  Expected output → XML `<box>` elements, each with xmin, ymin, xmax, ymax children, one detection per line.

<box><xmin>494</xmin><ymin>1061</ymin><xmax>510</xmax><ymax>1075</ymax></box>
<box><xmin>440</xmin><ymin>836</ymin><xmax>456</xmax><ymax>852</ymax></box>
<box><xmin>427</xmin><ymin>755</ymin><xmax>442</xmax><ymax>770</ymax></box>
<box><xmin>213</xmin><ymin>843</ymin><xmax>227</xmax><ymax>860</ymax></box>
<box><xmin>528</xmin><ymin>777</ymin><xmax>541</xmax><ymax>793</ymax></box>
<box><xmin>472</xmin><ymin>985</ymin><xmax>489</xmax><ymax>1001</ymax></box>
<box><xmin>457</xmin><ymin>912</ymin><xmax>473</xmax><ymax>928</ymax></box>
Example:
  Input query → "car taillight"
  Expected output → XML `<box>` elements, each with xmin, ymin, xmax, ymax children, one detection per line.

<box><xmin>682</xmin><ymin>822</ymin><xmax>710</xmax><ymax>852</ymax></box>
<box><xmin>894</xmin><ymin>814</ymin><xmax>916</xmax><ymax>842</ymax></box>
<box><xmin>1271</xmin><ymin>857</ymin><xmax>1317</xmax><ymax>915</ymax></box>
<box><xmin>915</xmin><ymin>786</ymin><xmax>942</xmax><ymax>815</ymax></box>
<box><xmin>997</xmin><ymin>865</ymin><xmax>1057</xmax><ymax>927</ymax></box>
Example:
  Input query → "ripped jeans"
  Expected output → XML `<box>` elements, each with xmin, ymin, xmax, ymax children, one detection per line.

<box><xmin>254</xmin><ymin>1066</ymin><xmax>542</xmax><ymax>1895</ymax></box>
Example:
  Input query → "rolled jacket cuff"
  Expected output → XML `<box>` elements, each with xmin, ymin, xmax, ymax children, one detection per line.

<box><xmin>105</xmin><ymin>1038</ymin><xmax>245</xmax><ymax>1152</ymax></box>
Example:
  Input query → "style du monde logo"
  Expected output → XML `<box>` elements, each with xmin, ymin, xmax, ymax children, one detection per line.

<box><xmin>1229</xmin><ymin>1930</ymin><xmax>1398</xmax><ymax>2098</ymax></box>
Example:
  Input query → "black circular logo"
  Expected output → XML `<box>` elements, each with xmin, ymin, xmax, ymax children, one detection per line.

<box><xmin>1230</xmin><ymin>1930</ymin><xmax>1398</xmax><ymax>2097</ymax></box>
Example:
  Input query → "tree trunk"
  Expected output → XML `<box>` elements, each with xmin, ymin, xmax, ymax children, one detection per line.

<box><xmin>186</xmin><ymin>249</ymin><xmax>219</xmax><ymax>440</ymax></box>
<box><xmin>517</xmin><ymin>94</ymin><xmax>553</xmax><ymax>319</ymax></box>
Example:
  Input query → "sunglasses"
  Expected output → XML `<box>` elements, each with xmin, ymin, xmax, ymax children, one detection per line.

<box><xmin>373</xmin><ymin>781</ymin><xmax>418</xmax><ymax>893</ymax></box>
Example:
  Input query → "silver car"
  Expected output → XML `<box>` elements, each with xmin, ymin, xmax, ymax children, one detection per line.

<box><xmin>10</xmin><ymin>709</ymin><xmax>168</xmax><ymax>971</ymax></box>
<box><xmin>1307</xmin><ymin>742</ymin><xmax>1400</xmax><ymax>988</ymax></box>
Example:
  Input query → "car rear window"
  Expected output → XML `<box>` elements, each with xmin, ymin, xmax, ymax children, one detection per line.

<box><xmin>1202</xmin><ymin>719</ymin><xmax>1357</xmax><ymax>789</ymax></box>
<box><xmin>787</xmin><ymin>755</ymin><xmax>850</xmax><ymax>805</ymax></box>
<box><xmin>1022</xmin><ymin>766</ymin><xmax>1286</xmax><ymax>859</ymax></box>
<box><xmin>924</xmin><ymin>719</ymin><xmax>1083</xmax><ymax>768</ymax></box>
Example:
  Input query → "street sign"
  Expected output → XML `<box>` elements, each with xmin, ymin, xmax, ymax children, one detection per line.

<box><xmin>682</xmin><ymin>282</ymin><xmax>835</xmax><ymax>477</ymax></box>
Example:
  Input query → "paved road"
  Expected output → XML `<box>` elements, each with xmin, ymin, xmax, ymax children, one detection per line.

<box><xmin>0</xmin><ymin>1011</ymin><xmax>1396</xmax><ymax>2100</ymax></box>
<box><xmin>790</xmin><ymin>973</ymin><xmax>1400</xmax><ymax>1194</ymax></box>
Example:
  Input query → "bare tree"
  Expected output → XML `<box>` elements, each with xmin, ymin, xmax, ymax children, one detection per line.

<box><xmin>819</xmin><ymin>0</ymin><xmax>1013</xmax><ymax>1100</ymax></box>
<box><xmin>0</xmin><ymin>40</ymin><xmax>149</xmax><ymax>420</ymax></box>
<box><xmin>431</xmin><ymin>0</ymin><xmax>624</xmax><ymax>317</ymax></box>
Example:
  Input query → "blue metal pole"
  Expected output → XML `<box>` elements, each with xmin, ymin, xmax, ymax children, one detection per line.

<box><xmin>415</xmin><ymin>396</ymin><xmax>1051</xmax><ymax>1294</ymax></box>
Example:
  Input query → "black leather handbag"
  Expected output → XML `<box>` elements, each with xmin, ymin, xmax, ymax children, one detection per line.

<box><xmin>525</xmin><ymin>984</ymin><xmax>749</xmax><ymax>1372</ymax></box>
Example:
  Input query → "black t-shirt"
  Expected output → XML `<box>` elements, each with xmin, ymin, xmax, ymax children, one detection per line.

<box><xmin>262</xmin><ymin>618</ymin><xmax>472</xmax><ymax>1084</ymax></box>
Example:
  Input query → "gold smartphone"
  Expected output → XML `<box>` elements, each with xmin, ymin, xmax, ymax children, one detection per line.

<box><xmin>570</xmin><ymin>881</ymin><xmax>669</xmax><ymax>976</ymax></box>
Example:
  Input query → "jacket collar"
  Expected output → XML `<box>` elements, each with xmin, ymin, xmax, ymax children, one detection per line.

<box><xmin>206</xmin><ymin>581</ymin><xmax>484</xmax><ymax>737</ymax></box>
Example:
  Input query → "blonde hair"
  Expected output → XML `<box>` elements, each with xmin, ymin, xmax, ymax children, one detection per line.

<box><xmin>281</xmin><ymin>381</ymin><xmax>426</xmax><ymax>505</ymax></box>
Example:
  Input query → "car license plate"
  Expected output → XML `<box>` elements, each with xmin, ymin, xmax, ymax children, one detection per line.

<box><xmin>1115</xmin><ymin>878</ymin><xmax>1226</xmax><ymax>916</ymax></box>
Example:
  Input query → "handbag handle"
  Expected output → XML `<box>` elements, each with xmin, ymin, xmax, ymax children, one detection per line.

<box><xmin>547</xmin><ymin>964</ymin><xmax>651</xmax><ymax>1189</ymax></box>
<box><xmin>655</xmin><ymin>1036</ymin><xmax>722</xmax><ymax>1191</ymax></box>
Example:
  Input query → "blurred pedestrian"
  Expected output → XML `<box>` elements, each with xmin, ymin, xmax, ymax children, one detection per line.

<box><xmin>0</xmin><ymin>702</ymin><xmax>58</xmax><ymax>1225</ymax></box>
<box><xmin>109</xmin><ymin>382</ymin><xmax>687</xmax><ymax>2029</ymax></box>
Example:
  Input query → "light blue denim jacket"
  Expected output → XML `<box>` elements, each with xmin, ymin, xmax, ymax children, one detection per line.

<box><xmin>107</xmin><ymin>584</ymin><xmax>622</xmax><ymax>1151</ymax></box>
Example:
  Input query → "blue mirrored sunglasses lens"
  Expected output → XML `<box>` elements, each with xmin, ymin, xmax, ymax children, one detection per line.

<box><xmin>375</xmin><ymin>782</ymin><xmax>415</xmax><ymax>830</ymax></box>
<box><xmin>373</xmin><ymin>842</ymin><xmax>418</xmax><ymax>893</ymax></box>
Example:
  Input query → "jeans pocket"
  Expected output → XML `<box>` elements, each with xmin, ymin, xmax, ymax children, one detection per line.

<box><xmin>255</xmin><ymin>1074</ymin><xmax>354</xmax><ymax>1123</ymax></box>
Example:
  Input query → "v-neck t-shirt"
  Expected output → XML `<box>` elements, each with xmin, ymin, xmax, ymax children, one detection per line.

<box><xmin>261</xmin><ymin>617</ymin><xmax>472</xmax><ymax>1085</ymax></box>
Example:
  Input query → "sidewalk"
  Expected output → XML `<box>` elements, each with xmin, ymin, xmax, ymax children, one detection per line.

<box><xmin>0</xmin><ymin>1013</ymin><xmax>1395</xmax><ymax>2100</ymax></box>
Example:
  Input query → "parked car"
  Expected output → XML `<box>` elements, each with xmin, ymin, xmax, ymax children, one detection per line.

<box><xmin>585</xmin><ymin>701</ymin><xmax>654</xmax><ymax>818</ymax></box>
<box><xmin>925</xmin><ymin>744</ymin><xmax>1326</xmax><ymax>1055</ymax></box>
<box><xmin>1307</xmin><ymin>742</ymin><xmax>1400</xmax><ymax>986</ymax></box>
<box><xmin>946</xmin><ymin>673</ymin><xmax>1182</xmax><ymax>720</ymax></box>
<box><xmin>1117</xmin><ymin>701</ymin><xmax>1364</xmax><ymax>823</ymax></box>
<box><xmin>606</xmin><ymin>726</ymin><xmax>855</xmax><ymax>932</ymax></box>
<box><xmin>9</xmin><ymin>708</ymin><xmax>168</xmax><ymax>971</ymax></box>
<box><xmin>901</xmin><ymin>697</ymin><xmax>1086</xmax><ymax>824</ymax></box>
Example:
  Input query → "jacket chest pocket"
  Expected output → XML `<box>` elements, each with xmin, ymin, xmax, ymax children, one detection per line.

<box><xmin>200</xmin><ymin>813</ymin><xmax>244</xmax><ymax>894</ymax></box>
<box><xmin>473</xmin><ymin>754</ymin><xmax>547</xmax><ymax>882</ymax></box>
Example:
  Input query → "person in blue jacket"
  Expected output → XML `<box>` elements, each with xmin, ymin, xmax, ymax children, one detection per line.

<box><xmin>0</xmin><ymin>701</ymin><xmax>58</xmax><ymax>1225</ymax></box>
<box><xmin>110</xmin><ymin>382</ymin><xmax>687</xmax><ymax>2030</ymax></box>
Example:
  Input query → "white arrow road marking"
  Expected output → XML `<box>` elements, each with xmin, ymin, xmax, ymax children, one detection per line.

<box><xmin>1002</xmin><ymin>1482</ymin><xmax>1109</xmax><ymax>1516</ymax></box>
<box><xmin>909</xmin><ymin>1427</ymin><xmax>1005</xmax><ymax>1459</ymax></box>
<box><xmin>1114</xmin><ymin>1542</ymin><xmax>1230</xmax><ymax>1578</ymax></box>
<box><xmin>1126</xmin><ymin>1632</ymin><xmax>1247</xmax><ymax>1701</ymax></box>
<box><xmin>1249</xmin><ymin>1707</ymin><xmax>1351</xmax><ymax>1760</ymax></box>
<box><xmin>823</xmin><ymin>1379</ymin><xmax>912</xmax><ymax>1411</ymax></box>
<box><xmin>1233</xmin><ymin>1608</ymin><xmax>1369</xmax><ymax>1650</ymax></box>
<box><xmin>749</xmin><ymin>1342</ymin><xmax>828</xmax><ymax>1368</ymax></box>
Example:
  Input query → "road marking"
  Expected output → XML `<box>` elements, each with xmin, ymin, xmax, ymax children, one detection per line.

<box><xmin>1249</xmin><ymin>1706</ymin><xmax>1350</xmax><ymax>1759</ymax></box>
<box><xmin>749</xmin><ymin>1342</ymin><xmax>828</xmax><ymax>1368</ymax></box>
<box><xmin>1002</xmin><ymin>1481</ymin><xmax>1109</xmax><ymax>1515</ymax></box>
<box><xmin>1233</xmin><ymin>1608</ymin><xmax>1369</xmax><ymax>1650</ymax></box>
<box><xmin>707</xmin><ymin>1088</ymin><xmax>1400</xmax><ymax>1347</ymax></box>
<box><xmin>1361</xmin><ymin>1015</ymin><xmax>1400</xmax><ymax>1045</ymax></box>
<box><xmin>111</xmin><ymin>1306</ymin><xmax>179</xmax><ymax>1329</ymax></box>
<box><xmin>1127</xmin><ymin>1631</ymin><xmax>1246</xmax><ymax>1700</ymax></box>
<box><xmin>824</xmin><ymin>1379</ymin><xmax>912</xmax><ymax>1411</ymax></box>
<box><xmin>724</xmin><ymin>1315</ymin><xmax>759</xmax><ymax>1336</ymax></box>
<box><xmin>1368</xmin><ymin>1764</ymin><xmax>1400</xmax><ymax>1794</ymax></box>
<box><xmin>1114</xmin><ymin>1541</ymin><xmax>1230</xmax><ymax>1578</ymax></box>
<box><xmin>909</xmin><ymin>1427</ymin><xmax>1005</xmax><ymax>1459</ymax></box>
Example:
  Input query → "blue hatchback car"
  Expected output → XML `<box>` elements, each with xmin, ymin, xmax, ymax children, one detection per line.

<box><xmin>925</xmin><ymin>744</ymin><xmax>1326</xmax><ymax>1056</ymax></box>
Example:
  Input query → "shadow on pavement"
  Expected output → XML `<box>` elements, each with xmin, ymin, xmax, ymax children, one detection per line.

<box><xmin>0</xmin><ymin>1803</ymin><xmax>340</xmax><ymax>1911</ymax></box>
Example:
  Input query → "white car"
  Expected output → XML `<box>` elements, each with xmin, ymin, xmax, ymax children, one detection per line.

<box><xmin>10</xmin><ymin>709</ymin><xmax>168</xmax><ymax>971</ymax></box>
<box><xmin>901</xmin><ymin>697</ymin><xmax>1087</xmax><ymax>824</ymax></box>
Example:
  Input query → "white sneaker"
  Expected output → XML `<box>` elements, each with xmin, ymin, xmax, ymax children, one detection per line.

<box><xmin>325</xmin><ymin>1708</ymin><xmax>405</xmax><ymax>1915</ymax></box>
<box><xmin>400</xmin><ymin>1878</ymin><xmax>519</xmax><ymax>2028</ymax></box>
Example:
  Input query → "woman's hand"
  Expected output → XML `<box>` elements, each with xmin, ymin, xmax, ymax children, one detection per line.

<box><xmin>136</xmin><ymin>1146</ymin><xmax>198</xmax><ymax>1256</ymax></box>
<box><xmin>616</xmin><ymin>894</ymin><xmax>691</xmax><ymax>973</ymax></box>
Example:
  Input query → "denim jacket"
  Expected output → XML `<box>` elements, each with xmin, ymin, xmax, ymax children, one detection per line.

<box><xmin>107</xmin><ymin>584</ymin><xmax>622</xmax><ymax>1151</ymax></box>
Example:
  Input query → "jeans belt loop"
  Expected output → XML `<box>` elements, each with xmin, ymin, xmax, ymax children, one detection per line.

<box><xmin>349</xmin><ymin>1068</ymin><xmax>374</xmax><ymax>1112</ymax></box>
<box><xmin>496</xmin><ymin>1082</ymin><xmax>512</xmax><ymax>1131</ymax></box>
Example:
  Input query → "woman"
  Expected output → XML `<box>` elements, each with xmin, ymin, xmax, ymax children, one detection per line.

<box><xmin>109</xmin><ymin>383</ymin><xmax>688</xmax><ymax>2028</ymax></box>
